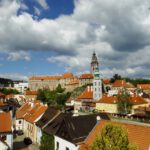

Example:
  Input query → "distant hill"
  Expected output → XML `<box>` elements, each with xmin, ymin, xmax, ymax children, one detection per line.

<box><xmin>0</xmin><ymin>77</ymin><xmax>13</xmax><ymax>87</ymax></box>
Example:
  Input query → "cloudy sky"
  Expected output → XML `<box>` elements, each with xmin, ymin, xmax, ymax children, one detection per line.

<box><xmin>0</xmin><ymin>0</ymin><xmax>150</xmax><ymax>80</ymax></box>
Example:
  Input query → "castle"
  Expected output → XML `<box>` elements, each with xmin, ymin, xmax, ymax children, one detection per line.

<box><xmin>29</xmin><ymin>52</ymin><xmax>101</xmax><ymax>92</ymax></box>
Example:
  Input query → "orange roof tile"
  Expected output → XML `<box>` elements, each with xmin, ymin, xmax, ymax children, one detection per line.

<box><xmin>29</xmin><ymin>75</ymin><xmax>62</xmax><ymax>80</ymax></box>
<box><xmin>97</xmin><ymin>95</ymin><xmax>147</xmax><ymax>105</ymax></box>
<box><xmin>80</xmin><ymin>120</ymin><xmax>150</xmax><ymax>150</ymax></box>
<box><xmin>0</xmin><ymin>112</ymin><xmax>11</xmax><ymax>133</ymax></box>
<box><xmin>77</xmin><ymin>87</ymin><xmax>93</xmax><ymax>100</ymax></box>
<box><xmin>137</xmin><ymin>84</ymin><xmax>150</xmax><ymax>89</ymax></box>
<box><xmin>25</xmin><ymin>90</ymin><xmax>38</xmax><ymax>95</ymax></box>
<box><xmin>62</xmin><ymin>72</ymin><xmax>74</xmax><ymax>79</ymax></box>
<box><xmin>25</xmin><ymin>105</ymin><xmax>47</xmax><ymax>123</ymax></box>
<box><xmin>102</xmin><ymin>79</ymin><xmax>110</xmax><ymax>84</ymax></box>
<box><xmin>79</xmin><ymin>73</ymin><xmax>93</xmax><ymax>79</ymax></box>
<box><xmin>112</xmin><ymin>80</ymin><xmax>134</xmax><ymax>88</ymax></box>
<box><xmin>16</xmin><ymin>103</ymin><xmax>31</xmax><ymax>119</ymax></box>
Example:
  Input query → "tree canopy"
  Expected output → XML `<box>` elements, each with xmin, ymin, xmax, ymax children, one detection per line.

<box><xmin>89</xmin><ymin>123</ymin><xmax>138</xmax><ymax>150</ymax></box>
<box><xmin>37</xmin><ymin>84</ymin><xmax>70</xmax><ymax>106</ymax></box>
<box><xmin>110</xmin><ymin>74</ymin><xmax>122</xmax><ymax>83</ymax></box>
<box><xmin>117</xmin><ymin>89</ymin><xmax>133</xmax><ymax>114</ymax></box>
<box><xmin>40</xmin><ymin>132</ymin><xmax>54</xmax><ymax>150</ymax></box>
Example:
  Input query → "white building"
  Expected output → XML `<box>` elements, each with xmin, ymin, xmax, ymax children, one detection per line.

<box><xmin>14</xmin><ymin>82</ymin><xmax>28</xmax><ymax>93</ymax></box>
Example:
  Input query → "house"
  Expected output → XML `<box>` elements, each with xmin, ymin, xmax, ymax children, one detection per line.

<box><xmin>79</xmin><ymin>119</ymin><xmax>150</xmax><ymax>150</ymax></box>
<box><xmin>16</xmin><ymin>101</ymin><xmax>47</xmax><ymax>143</ymax></box>
<box><xmin>137</xmin><ymin>84</ymin><xmax>150</xmax><ymax>94</ymax></box>
<box><xmin>54</xmin><ymin>113</ymin><xmax>109</xmax><ymax>150</ymax></box>
<box><xmin>25</xmin><ymin>90</ymin><xmax>38</xmax><ymax>101</ymax></box>
<box><xmin>74</xmin><ymin>86</ymin><xmax>95</xmax><ymax>111</ymax></box>
<box><xmin>23</xmin><ymin>102</ymin><xmax>47</xmax><ymax>143</ymax></box>
<box><xmin>112</xmin><ymin>80</ymin><xmax>134</xmax><ymax>91</ymax></box>
<box><xmin>0</xmin><ymin>112</ymin><xmax>13</xmax><ymax>150</ymax></box>
<box><xmin>36</xmin><ymin>107</ymin><xmax>61</xmax><ymax>145</ymax></box>
<box><xmin>96</xmin><ymin>94</ymin><xmax>149</xmax><ymax>114</ymax></box>
<box><xmin>15</xmin><ymin>102</ymin><xmax>32</xmax><ymax>131</ymax></box>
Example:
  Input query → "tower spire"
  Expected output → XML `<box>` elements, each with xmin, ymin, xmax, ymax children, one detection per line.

<box><xmin>91</xmin><ymin>51</ymin><xmax>99</xmax><ymax>74</ymax></box>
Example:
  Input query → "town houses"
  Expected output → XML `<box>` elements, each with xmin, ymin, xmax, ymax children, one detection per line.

<box><xmin>0</xmin><ymin>52</ymin><xmax>150</xmax><ymax>150</ymax></box>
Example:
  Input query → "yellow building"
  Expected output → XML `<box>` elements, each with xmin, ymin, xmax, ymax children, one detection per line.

<box><xmin>96</xmin><ymin>95</ymin><xmax>149</xmax><ymax>114</ymax></box>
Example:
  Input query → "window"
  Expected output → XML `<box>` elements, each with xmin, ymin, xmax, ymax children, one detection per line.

<box><xmin>56</xmin><ymin>142</ymin><xmax>59</xmax><ymax>150</ymax></box>
<box><xmin>66</xmin><ymin>147</ymin><xmax>69</xmax><ymax>150</ymax></box>
<box><xmin>19</xmin><ymin>120</ymin><xmax>22</xmax><ymax>124</ymax></box>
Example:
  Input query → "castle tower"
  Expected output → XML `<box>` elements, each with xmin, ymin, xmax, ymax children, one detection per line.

<box><xmin>91</xmin><ymin>52</ymin><xmax>102</xmax><ymax>100</ymax></box>
<box><xmin>91</xmin><ymin>51</ymin><xmax>99</xmax><ymax>74</ymax></box>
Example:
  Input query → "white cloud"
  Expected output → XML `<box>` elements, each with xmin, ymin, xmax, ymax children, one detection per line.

<box><xmin>0</xmin><ymin>0</ymin><xmax>150</xmax><ymax>78</ymax></box>
<box><xmin>34</xmin><ymin>6</ymin><xmax>41</xmax><ymax>16</ymax></box>
<box><xmin>37</xmin><ymin>0</ymin><xmax>49</xmax><ymax>10</ymax></box>
<box><xmin>7</xmin><ymin>51</ymin><xmax>30</xmax><ymax>61</ymax></box>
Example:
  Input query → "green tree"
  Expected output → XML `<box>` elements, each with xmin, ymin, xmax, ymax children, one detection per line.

<box><xmin>89</xmin><ymin>123</ymin><xmax>138</xmax><ymax>150</ymax></box>
<box><xmin>110</xmin><ymin>74</ymin><xmax>122</xmax><ymax>83</ymax></box>
<box><xmin>117</xmin><ymin>89</ymin><xmax>133</xmax><ymax>114</ymax></box>
<box><xmin>40</xmin><ymin>132</ymin><xmax>54</xmax><ymax>150</ymax></box>
<box><xmin>56</xmin><ymin>84</ymin><xmax>65</xmax><ymax>93</ymax></box>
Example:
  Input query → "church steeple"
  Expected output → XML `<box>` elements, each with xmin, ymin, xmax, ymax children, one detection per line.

<box><xmin>91</xmin><ymin>51</ymin><xmax>99</xmax><ymax>74</ymax></box>
<box><xmin>91</xmin><ymin>51</ymin><xmax>102</xmax><ymax>101</ymax></box>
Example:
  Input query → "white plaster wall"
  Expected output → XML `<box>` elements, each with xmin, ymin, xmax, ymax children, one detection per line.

<box><xmin>6</xmin><ymin>134</ymin><xmax>13</xmax><ymax>150</ymax></box>
<box><xmin>55</xmin><ymin>136</ymin><xmax>79</xmax><ymax>150</ymax></box>
<box><xmin>15</xmin><ymin>119</ymin><xmax>23</xmax><ymax>130</ymax></box>
<box><xmin>36</xmin><ymin>127</ymin><xmax>42</xmax><ymax>145</ymax></box>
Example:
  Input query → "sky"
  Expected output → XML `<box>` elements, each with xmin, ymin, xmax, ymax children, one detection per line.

<box><xmin>0</xmin><ymin>0</ymin><xmax>150</xmax><ymax>80</ymax></box>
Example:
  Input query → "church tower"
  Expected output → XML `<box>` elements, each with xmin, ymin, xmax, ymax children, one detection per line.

<box><xmin>91</xmin><ymin>52</ymin><xmax>102</xmax><ymax>100</ymax></box>
<box><xmin>91</xmin><ymin>51</ymin><xmax>99</xmax><ymax>74</ymax></box>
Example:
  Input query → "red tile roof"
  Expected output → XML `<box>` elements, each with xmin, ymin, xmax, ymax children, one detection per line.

<box><xmin>25</xmin><ymin>105</ymin><xmax>47</xmax><ymax>123</ymax></box>
<box><xmin>0</xmin><ymin>112</ymin><xmax>11</xmax><ymax>133</ymax></box>
<box><xmin>29</xmin><ymin>72</ymin><xmax>74</xmax><ymax>81</ymax></box>
<box><xmin>112</xmin><ymin>80</ymin><xmax>134</xmax><ymax>88</ymax></box>
<box><xmin>16</xmin><ymin>101</ymin><xmax>47</xmax><ymax>123</ymax></box>
<box><xmin>25</xmin><ymin>90</ymin><xmax>38</xmax><ymax>95</ymax></box>
<box><xmin>102</xmin><ymin>79</ymin><xmax>110</xmax><ymax>84</ymax></box>
<box><xmin>97</xmin><ymin>95</ymin><xmax>147</xmax><ymax>105</ymax></box>
<box><xmin>62</xmin><ymin>72</ymin><xmax>74</xmax><ymax>79</ymax></box>
<box><xmin>77</xmin><ymin>87</ymin><xmax>93</xmax><ymax>101</ymax></box>
<box><xmin>137</xmin><ymin>84</ymin><xmax>150</xmax><ymax>89</ymax></box>
<box><xmin>79</xmin><ymin>73</ymin><xmax>93</xmax><ymax>79</ymax></box>
<box><xmin>80</xmin><ymin>120</ymin><xmax>150</xmax><ymax>150</ymax></box>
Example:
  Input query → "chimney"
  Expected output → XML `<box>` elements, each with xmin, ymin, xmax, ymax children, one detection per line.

<box><xmin>87</xmin><ymin>86</ymin><xmax>90</xmax><ymax>92</ymax></box>
<box><xmin>73</xmin><ymin>109</ymin><xmax>79</xmax><ymax>116</ymax></box>
<box><xmin>96</xmin><ymin>116</ymin><xmax>101</xmax><ymax>122</ymax></box>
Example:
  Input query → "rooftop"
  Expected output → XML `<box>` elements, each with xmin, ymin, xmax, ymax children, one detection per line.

<box><xmin>0</xmin><ymin>112</ymin><xmax>11</xmax><ymax>133</ymax></box>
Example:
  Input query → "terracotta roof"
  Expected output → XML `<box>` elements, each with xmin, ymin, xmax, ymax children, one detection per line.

<box><xmin>25</xmin><ymin>90</ymin><xmax>38</xmax><ymax>95</ymax></box>
<box><xmin>16</xmin><ymin>103</ymin><xmax>32</xmax><ymax>119</ymax></box>
<box><xmin>97</xmin><ymin>95</ymin><xmax>147</xmax><ymax>105</ymax></box>
<box><xmin>6</xmin><ymin>94</ymin><xmax>14</xmax><ymax>99</ymax></box>
<box><xmin>0</xmin><ymin>93</ymin><xmax>5</xmax><ymax>98</ymax></box>
<box><xmin>137</xmin><ymin>84</ymin><xmax>150</xmax><ymax>89</ymax></box>
<box><xmin>0</xmin><ymin>112</ymin><xmax>11</xmax><ymax>133</ymax></box>
<box><xmin>25</xmin><ymin>105</ymin><xmax>47</xmax><ymax>123</ymax></box>
<box><xmin>77</xmin><ymin>87</ymin><xmax>93</xmax><ymax>101</ymax></box>
<box><xmin>112</xmin><ymin>80</ymin><xmax>134</xmax><ymax>88</ymax></box>
<box><xmin>62</xmin><ymin>72</ymin><xmax>74</xmax><ymax>79</ymax></box>
<box><xmin>29</xmin><ymin>72</ymin><xmax>74</xmax><ymax>81</ymax></box>
<box><xmin>79</xmin><ymin>73</ymin><xmax>93</xmax><ymax>79</ymax></box>
<box><xmin>102</xmin><ymin>79</ymin><xmax>110</xmax><ymax>84</ymax></box>
<box><xmin>80</xmin><ymin>120</ymin><xmax>150</xmax><ymax>150</ymax></box>
<box><xmin>97</xmin><ymin>95</ymin><xmax>117</xmax><ymax>104</ymax></box>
